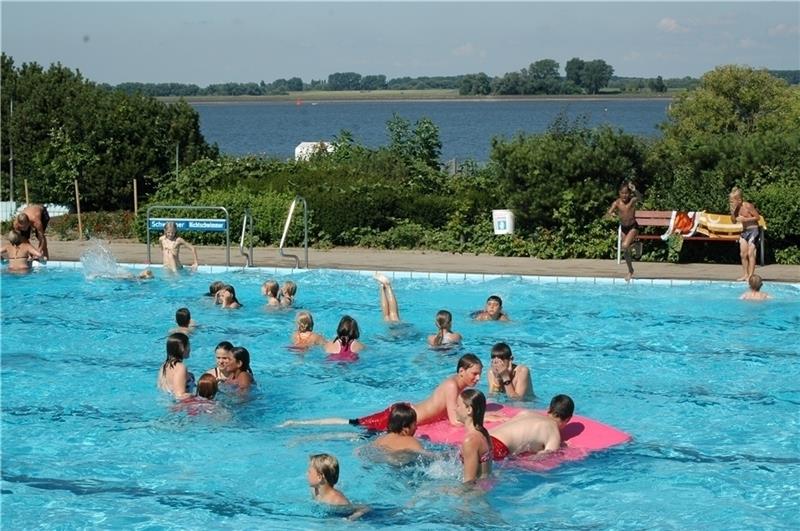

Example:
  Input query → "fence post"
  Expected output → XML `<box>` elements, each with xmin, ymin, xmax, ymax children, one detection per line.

<box><xmin>74</xmin><ymin>179</ymin><xmax>83</xmax><ymax>239</ymax></box>
<box><xmin>133</xmin><ymin>178</ymin><xmax>138</xmax><ymax>216</ymax></box>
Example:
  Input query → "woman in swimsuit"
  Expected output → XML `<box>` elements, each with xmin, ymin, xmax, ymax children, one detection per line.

<box><xmin>226</xmin><ymin>346</ymin><xmax>255</xmax><ymax>393</ymax></box>
<box><xmin>204</xmin><ymin>341</ymin><xmax>234</xmax><ymax>383</ymax></box>
<box><xmin>427</xmin><ymin>310</ymin><xmax>463</xmax><ymax>348</ymax></box>
<box><xmin>158</xmin><ymin>221</ymin><xmax>198</xmax><ymax>273</ymax></box>
<box><xmin>291</xmin><ymin>311</ymin><xmax>326</xmax><ymax>349</ymax></box>
<box><xmin>324</xmin><ymin>315</ymin><xmax>365</xmax><ymax>360</ymax></box>
<box><xmin>2</xmin><ymin>230</ymin><xmax>44</xmax><ymax>273</ymax></box>
<box><xmin>157</xmin><ymin>332</ymin><xmax>194</xmax><ymax>399</ymax></box>
<box><xmin>455</xmin><ymin>388</ymin><xmax>493</xmax><ymax>483</ymax></box>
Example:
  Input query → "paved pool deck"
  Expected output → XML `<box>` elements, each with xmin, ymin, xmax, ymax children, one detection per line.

<box><xmin>46</xmin><ymin>239</ymin><xmax>800</xmax><ymax>283</ymax></box>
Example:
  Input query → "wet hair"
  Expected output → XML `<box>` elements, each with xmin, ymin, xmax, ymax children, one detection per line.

<box><xmin>221</xmin><ymin>284</ymin><xmax>241</xmax><ymax>306</ymax></box>
<box><xmin>15</xmin><ymin>213</ymin><xmax>30</xmax><ymax>226</ymax></box>
<box><xmin>336</xmin><ymin>315</ymin><xmax>360</xmax><ymax>347</ymax></box>
<box><xmin>262</xmin><ymin>280</ymin><xmax>279</xmax><ymax>298</ymax></box>
<box><xmin>162</xmin><ymin>332</ymin><xmax>189</xmax><ymax>376</ymax></box>
<box><xmin>215</xmin><ymin>340</ymin><xmax>234</xmax><ymax>353</ymax></box>
<box><xmin>7</xmin><ymin>229</ymin><xmax>23</xmax><ymax>246</ymax></box>
<box><xmin>296</xmin><ymin>311</ymin><xmax>314</xmax><ymax>333</ymax></box>
<box><xmin>619</xmin><ymin>181</ymin><xmax>632</xmax><ymax>192</ymax></box>
<box><xmin>197</xmin><ymin>373</ymin><xmax>218</xmax><ymax>399</ymax></box>
<box><xmin>164</xmin><ymin>221</ymin><xmax>178</xmax><ymax>233</ymax></box>
<box><xmin>282</xmin><ymin>280</ymin><xmax>297</xmax><ymax>297</ymax></box>
<box><xmin>730</xmin><ymin>186</ymin><xmax>743</xmax><ymax>199</ymax></box>
<box><xmin>208</xmin><ymin>281</ymin><xmax>225</xmax><ymax>297</ymax></box>
<box><xmin>387</xmin><ymin>403</ymin><xmax>417</xmax><ymax>434</ymax></box>
<box><xmin>548</xmin><ymin>394</ymin><xmax>575</xmax><ymax>422</ymax></box>
<box><xmin>175</xmin><ymin>307</ymin><xmax>191</xmax><ymax>327</ymax></box>
<box><xmin>309</xmin><ymin>453</ymin><xmax>339</xmax><ymax>486</ymax></box>
<box><xmin>231</xmin><ymin>346</ymin><xmax>254</xmax><ymax>376</ymax></box>
<box><xmin>460</xmin><ymin>388</ymin><xmax>491</xmax><ymax>447</ymax></box>
<box><xmin>487</xmin><ymin>295</ymin><xmax>503</xmax><ymax>307</ymax></box>
<box><xmin>490</xmin><ymin>342</ymin><xmax>512</xmax><ymax>360</ymax></box>
<box><xmin>457</xmin><ymin>353</ymin><xmax>482</xmax><ymax>373</ymax></box>
<box><xmin>432</xmin><ymin>310</ymin><xmax>453</xmax><ymax>346</ymax></box>
<box><xmin>748</xmin><ymin>274</ymin><xmax>763</xmax><ymax>291</ymax></box>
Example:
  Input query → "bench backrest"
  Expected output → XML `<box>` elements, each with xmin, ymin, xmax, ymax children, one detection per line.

<box><xmin>634</xmin><ymin>210</ymin><xmax>672</xmax><ymax>227</ymax></box>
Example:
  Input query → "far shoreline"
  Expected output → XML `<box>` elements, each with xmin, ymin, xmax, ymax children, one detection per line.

<box><xmin>157</xmin><ymin>90</ymin><xmax>676</xmax><ymax>105</ymax></box>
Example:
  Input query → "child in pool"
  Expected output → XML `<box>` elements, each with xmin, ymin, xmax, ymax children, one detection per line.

<box><xmin>158</xmin><ymin>221</ymin><xmax>198</xmax><ymax>273</ymax></box>
<box><xmin>208</xmin><ymin>280</ymin><xmax>225</xmax><ymax>303</ymax></box>
<box><xmin>262</xmin><ymin>280</ymin><xmax>281</xmax><ymax>307</ymax></box>
<box><xmin>2</xmin><ymin>229</ymin><xmax>45</xmax><ymax>272</ymax></box>
<box><xmin>157</xmin><ymin>332</ymin><xmax>194</xmax><ymax>399</ymax></box>
<box><xmin>219</xmin><ymin>284</ymin><xmax>242</xmax><ymax>309</ymax></box>
<box><xmin>226</xmin><ymin>346</ymin><xmax>255</xmax><ymax>393</ymax></box>
<box><xmin>372</xmin><ymin>403</ymin><xmax>426</xmax><ymax>454</ymax></box>
<box><xmin>324</xmin><ymin>315</ymin><xmax>365</xmax><ymax>359</ymax></box>
<box><xmin>281</xmin><ymin>280</ymin><xmax>297</xmax><ymax>307</ymax></box>
<box><xmin>307</xmin><ymin>453</ymin><xmax>350</xmax><ymax>506</ymax></box>
<box><xmin>173</xmin><ymin>374</ymin><xmax>219</xmax><ymax>415</ymax></box>
<box><xmin>292</xmin><ymin>311</ymin><xmax>326</xmax><ymax>348</ymax></box>
<box><xmin>427</xmin><ymin>310</ymin><xmax>462</xmax><ymax>347</ymax></box>
<box><xmin>171</xmin><ymin>307</ymin><xmax>197</xmax><ymax>335</ymax></box>
<box><xmin>740</xmin><ymin>274</ymin><xmax>771</xmax><ymax>300</ymax></box>
<box><xmin>455</xmin><ymin>389</ymin><xmax>493</xmax><ymax>483</ymax></box>
<box><xmin>487</xmin><ymin>342</ymin><xmax>533</xmax><ymax>400</ymax></box>
<box><xmin>472</xmin><ymin>295</ymin><xmax>509</xmax><ymax>321</ymax></box>
<box><xmin>374</xmin><ymin>273</ymin><xmax>400</xmax><ymax>322</ymax></box>
<box><xmin>204</xmin><ymin>341</ymin><xmax>234</xmax><ymax>383</ymax></box>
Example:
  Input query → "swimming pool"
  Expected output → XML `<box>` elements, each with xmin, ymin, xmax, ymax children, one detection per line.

<box><xmin>2</xmin><ymin>266</ymin><xmax>799</xmax><ymax>529</ymax></box>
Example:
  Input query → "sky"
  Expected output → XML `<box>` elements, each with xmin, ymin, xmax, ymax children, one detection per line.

<box><xmin>2</xmin><ymin>1</ymin><xmax>798</xmax><ymax>85</ymax></box>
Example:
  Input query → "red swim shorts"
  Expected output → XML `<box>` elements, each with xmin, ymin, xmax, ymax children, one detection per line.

<box><xmin>349</xmin><ymin>406</ymin><xmax>392</xmax><ymax>431</ymax></box>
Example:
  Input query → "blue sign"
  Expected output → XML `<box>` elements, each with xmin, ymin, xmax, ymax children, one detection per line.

<box><xmin>149</xmin><ymin>218</ymin><xmax>228</xmax><ymax>232</ymax></box>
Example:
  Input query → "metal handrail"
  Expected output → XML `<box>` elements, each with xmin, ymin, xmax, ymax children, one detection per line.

<box><xmin>146</xmin><ymin>205</ymin><xmax>230</xmax><ymax>266</ymax></box>
<box><xmin>278</xmin><ymin>196</ymin><xmax>308</xmax><ymax>268</ymax></box>
<box><xmin>239</xmin><ymin>209</ymin><xmax>254</xmax><ymax>267</ymax></box>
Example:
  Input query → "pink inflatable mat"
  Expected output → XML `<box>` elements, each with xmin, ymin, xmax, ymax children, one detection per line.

<box><xmin>415</xmin><ymin>403</ymin><xmax>631</xmax><ymax>471</ymax></box>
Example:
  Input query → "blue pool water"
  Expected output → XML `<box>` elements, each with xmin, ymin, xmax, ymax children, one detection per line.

<box><xmin>2</xmin><ymin>267</ymin><xmax>799</xmax><ymax>529</ymax></box>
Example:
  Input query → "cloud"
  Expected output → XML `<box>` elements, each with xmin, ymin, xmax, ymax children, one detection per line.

<box><xmin>657</xmin><ymin>17</ymin><xmax>688</xmax><ymax>33</ymax></box>
<box><xmin>738</xmin><ymin>38</ymin><xmax>758</xmax><ymax>49</ymax></box>
<box><xmin>452</xmin><ymin>43</ymin><xmax>485</xmax><ymax>58</ymax></box>
<box><xmin>768</xmin><ymin>23</ymin><xmax>799</xmax><ymax>37</ymax></box>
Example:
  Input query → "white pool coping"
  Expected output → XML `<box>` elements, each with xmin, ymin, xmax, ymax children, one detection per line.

<box><xmin>39</xmin><ymin>260</ymin><xmax>800</xmax><ymax>289</ymax></box>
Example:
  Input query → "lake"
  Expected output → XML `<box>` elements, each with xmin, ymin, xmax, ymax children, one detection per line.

<box><xmin>193</xmin><ymin>98</ymin><xmax>670</xmax><ymax>163</ymax></box>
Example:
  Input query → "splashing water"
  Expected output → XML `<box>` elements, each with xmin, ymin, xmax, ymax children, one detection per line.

<box><xmin>80</xmin><ymin>239</ymin><xmax>131</xmax><ymax>279</ymax></box>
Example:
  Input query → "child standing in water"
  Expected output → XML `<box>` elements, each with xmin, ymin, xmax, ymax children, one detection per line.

<box><xmin>171</xmin><ymin>307</ymin><xmax>196</xmax><ymax>335</ymax></box>
<box><xmin>307</xmin><ymin>454</ymin><xmax>350</xmax><ymax>506</ymax></box>
<box><xmin>740</xmin><ymin>274</ymin><xmax>771</xmax><ymax>300</ymax></box>
<box><xmin>427</xmin><ymin>310</ymin><xmax>462</xmax><ymax>347</ymax></box>
<box><xmin>606</xmin><ymin>181</ymin><xmax>643</xmax><ymax>282</ymax></box>
<box><xmin>281</xmin><ymin>280</ymin><xmax>297</xmax><ymax>307</ymax></box>
<box><xmin>292</xmin><ymin>311</ymin><xmax>326</xmax><ymax>349</ymax></box>
<box><xmin>2</xmin><ymin>229</ymin><xmax>45</xmax><ymax>272</ymax></box>
<box><xmin>159</xmin><ymin>222</ymin><xmax>198</xmax><ymax>272</ymax></box>
<box><xmin>262</xmin><ymin>280</ymin><xmax>281</xmax><ymax>307</ymax></box>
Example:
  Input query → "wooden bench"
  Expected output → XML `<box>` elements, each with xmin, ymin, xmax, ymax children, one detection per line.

<box><xmin>617</xmin><ymin>210</ymin><xmax>765</xmax><ymax>265</ymax></box>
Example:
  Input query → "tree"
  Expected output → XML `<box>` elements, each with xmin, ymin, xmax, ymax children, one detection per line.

<box><xmin>360</xmin><ymin>75</ymin><xmax>387</xmax><ymax>91</ymax></box>
<box><xmin>528</xmin><ymin>59</ymin><xmax>560</xmax><ymax>81</ymax></box>
<box><xmin>327</xmin><ymin>72</ymin><xmax>362</xmax><ymax>91</ymax></box>
<box><xmin>581</xmin><ymin>60</ymin><xmax>614</xmax><ymax>94</ymax></box>
<box><xmin>648</xmin><ymin>76</ymin><xmax>667</xmax><ymax>93</ymax></box>
<box><xmin>565</xmin><ymin>57</ymin><xmax>584</xmax><ymax>87</ymax></box>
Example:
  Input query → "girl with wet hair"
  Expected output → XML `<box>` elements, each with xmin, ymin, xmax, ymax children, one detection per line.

<box><xmin>219</xmin><ymin>284</ymin><xmax>242</xmax><ymax>309</ymax></box>
<box><xmin>262</xmin><ymin>280</ymin><xmax>281</xmax><ymax>307</ymax></box>
<box><xmin>427</xmin><ymin>310</ymin><xmax>463</xmax><ymax>348</ymax></box>
<box><xmin>324</xmin><ymin>315</ymin><xmax>365</xmax><ymax>360</ymax></box>
<box><xmin>227</xmin><ymin>346</ymin><xmax>255</xmax><ymax>392</ymax></box>
<box><xmin>157</xmin><ymin>332</ymin><xmax>194</xmax><ymax>399</ymax></box>
<box><xmin>291</xmin><ymin>311</ymin><xmax>326</xmax><ymax>348</ymax></box>
<box><xmin>456</xmin><ymin>388</ymin><xmax>493</xmax><ymax>483</ymax></box>
<box><xmin>281</xmin><ymin>280</ymin><xmax>297</xmax><ymax>307</ymax></box>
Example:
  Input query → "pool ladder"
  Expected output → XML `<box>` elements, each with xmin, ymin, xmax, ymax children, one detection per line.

<box><xmin>239</xmin><ymin>209</ymin><xmax>254</xmax><ymax>267</ymax></box>
<box><xmin>279</xmin><ymin>196</ymin><xmax>309</xmax><ymax>269</ymax></box>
